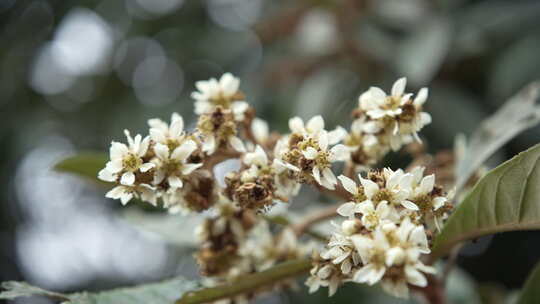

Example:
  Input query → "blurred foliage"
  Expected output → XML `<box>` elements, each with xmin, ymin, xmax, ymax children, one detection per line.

<box><xmin>3</xmin><ymin>0</ymin><xmax>540</xmax><ymax>303</ymax></box>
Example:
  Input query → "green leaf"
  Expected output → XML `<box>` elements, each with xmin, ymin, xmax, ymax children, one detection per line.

<box><xmin>54</xmin><ymin>152</ymin><xmax>108</xmax><ymax>185</ymax></box>
<box><xmin>1</xmin><ymin>276</ymin><xmax>197</xmax><ymax>304</ymax></box>
<box><xmin>176</xmin><ymin>258</ymin><xmax>311</xmax><ymax>304</ymax></box>
<box><xmin>517</xmin><ymin>261</ymin><xmax>540</xmax><ymax>304</ymax></box>
<box><xmin>455</xmin><ymin>81</ymin><xmax>540</xmax><ymax>191</ymax></box>
<box><xmin>431</xmin><ymin>144</ymin><xmax>540</xmax><ymax>260</ymax></box>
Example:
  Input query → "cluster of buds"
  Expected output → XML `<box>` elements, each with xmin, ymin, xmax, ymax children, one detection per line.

<box><xmin>224</xmin><ymin>146</ymin><xmax>300</xmax><ymax>211</ymax></box>
<box><xmin>344</xmin><ymin>78</ymin><xmax>432</xmax><ymax>168</ymax></box>
<box><xmin>197</xmin><ymin>201</ymin><xmax>312</xmax><ymax>304</ymax></box>
<box><xmin>306</xmin><ymin>167</ymin><xmax>452</xmax><ymax>298</ymax></box>
<box><xmin>97</xmin><ymin>72</ymin><xmax>448</xmax><ymax>301</ymax></box>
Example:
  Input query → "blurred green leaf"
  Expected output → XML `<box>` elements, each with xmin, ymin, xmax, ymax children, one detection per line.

<box><xmin>54</xmin><ymin>152</ymin><xmax>108</xmax><ymax>185</ymax></box>
<box><xmin>517</xmin><ymin>261</ymin><xmax>540</xmax><ymax>304</ymax></box>
<box><xmin>431</xmin><ymin>143</ymin><xmax>540</xmax><ymax>260</ymax></box>
<box><xmin>176</xmin><ymin>259</ymin><xmax>311</xmax><ymax>304</ymax></box>
<box><xmin>0</xmin><ymin>277</ymin><xmax>198</xmax><ymax>304</ymax></box>
<box><xmin>455</xmin><ymin>81</ymin><xmax>540</xmax><ymax>191</ymax></box>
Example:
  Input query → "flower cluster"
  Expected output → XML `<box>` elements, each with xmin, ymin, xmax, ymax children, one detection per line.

<box><xmin>97</xmin><ymin>73</ymin><xmax>450</xmax><ymax>302</ymax></box>
<box><xmin>196</xmin><ymin>200</ymin><xmax>312</xmax><ymax>304</ymax></box>
<box><xmin>274</xmin><ymin>116</ymin><xmax>349</xmax><ymax>190</ymax></box>
<box><xmin>344</xmin><ymin>78</ymin><xmax>432</xmax><ymax>168</ymax></box>
<box><xmin>306</xmin><ymin>167</ymin><xmax>452</xmax><ymax>298</ymax></box>
<box><xmin>224</xmin><ymin>145</ymin><xmax>300</xmax><ymax>211</ymax></box>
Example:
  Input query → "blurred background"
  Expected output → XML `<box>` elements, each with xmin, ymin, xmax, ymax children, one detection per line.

<box><xmin>2</xmin><ymin>0</ymin><xmax>540</xmax><ymax>303</ymax></box>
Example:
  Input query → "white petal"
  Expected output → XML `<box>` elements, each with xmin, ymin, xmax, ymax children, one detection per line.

<box><xmin>98</xmin><ymin>168</ymin><xmax>116</xmax><ymax>182</ymax></box>
<box><xmin>202</xmin><ymin>135</ymin><xmax>216</xmax><ymax>154</ymax></box>
<box><xmin>366</xmin><ymin>108</ymin><xmax>387</xmax><ymax>119</ymax></box>
<box><xmin>414</xmin><ymin>88</ymin><xmax>429</xmax><ymax>106</ymax></box>
<box><xmin>140</xmin><ymin>162</ymin><xmax>155</xmax><ymax>172</ymax></box>
<box><xmin>392</xmin><ymin>77</ymin><xmax>407</xmax><ymax>97</ymax></box>
<box><xmin>318</xmin><ymin>131</ymin><xmax>329</xmax><ymax>151</ymax></box>
<box><xmin>138</xmin><ymin>136</ymin><xmax>150</xmax><ymax>156</ymax></box>
<box><xmin>120</xmin><ymin>172</ymin><xmax>135</xmax><ymax>186</ymax></box>
<box><xmin>303</xmin><ymin>147</ymin><xmax>318</xmax><ymax>160</ymax></box>
<box><xmin>229</xmin><ymin>136</ymin><xmax>246</xmax><ymax>152</ymax></box>
<box><xmin>420</xmin><ymin>112</ymin><xmax>432</xmax><ymax>125</ymax></box>
<box><xmin>433</xmin><ymin>196</ymin><xmax>446</xmax><ymax>210</ymax></box>
<box><xmin>170</xmin><ymin>113</ymin><xmax>184</xmax><ymax>137</ymax></box>
<box><xmin>338</xmin><ymin>175</ymin><xmax>358</xmax><ymax>195</ymax></box>
<box><xmin>149</xmin><ymin>128</ymin><xmax>166</xmax><ymax>143</ymax></box>
<box><xmin>273</xmin><ymin>159</ymin><xmax>300</xmax><ymax>172</ymax></box>
<box><xmin>400</xmin><ymin>200</ymin><xmax>419</xmax><ymax>211</ymax></box>
<box><xmin>306</xmin><ymin>115</ymin><xmax>324</xmax><ymax>133</ymax></box>
<box><xmin>312</xmin><ymin>166</ymin><xmax>322</xmax><ymax>185</ymax></box>
<box><xmin>154</xmin><ymin>143</ymin><xmax>170</xmax><ymax>160</ymax></box>
<box><xmin>172</xmin><ymin>140</ymin><xmax>197</xmax><ymax>161</ymax></box>
<box><xmin>105</xmin><ymin>160</ymin><xmax>123</xmax><ymax>173</ymax></box>
<box><xmin>369</xmin><ymin>86</ymin><xmax>387</xmax><ymax>101</ymax></box>
<box><xmin>357</xmin><ymin>201</ymin><xmax>375</xmax><ymax>214</ymax></box>
<box><xmin>328</xmin><ymin>126</ymin><xmax>347</xmax><ymax>144</ymax></box>
<box><xmin>329</xmin><ymin>144</ymin><xmax>349</xmax><ymax>162</ymax></box>
<box><xmin>337</xmin><ymin>202</ymin><xmax>357</xmax><ymax>217</ymax></box>
<box><xmin>110</xmin><ymin>142</ymin><xmax>129</xmax><ymax>160</ymax></box>
<box><xmin>288</xmin><ymin>117</ymin><xmax>304</xmax><ymax>133</ymax></box>
<box><xmin>119</xmin><ymin>192</ymin><xmax>133</xmax><ymax>205</ymax></box>
<box><xmin>322</xmin><ymin>168</ymin><xmax>337</xmax><ymax>189</ymax></box>
<box><xmin>386</xmin><ymin>247</ymin><xmax>406</xmax><ymax>266</ymax></box>
<box><xmin>405</xmin><ymin>265</ymin><xmax>427</xmax><ymax>287</ymax></box>
<box><xmin>251</xmin><ymin>118</ymin><xmax>269</xmax><ymax>143</ymax></box>
<box><xmin>106</xmin><ymin>186</ymin><xmax>125</xmax><ymax>199</ymax></box>
<box><xmin>359</xmin><ymin>177</ymin><xmax>379</xmax><ymax>198</ymax></box>
<box><xmin>420</xmin><ymin>174</ymin><xmax>435</xmax><ymax>194</ymax></box>
<box><xmin>181</xmin><ymin>163</ymin><xmax>202</xmax><ymax>175</ymax></box>
<box><xmin>168</xmin><ymin>175</ymin><xmax>184</xmax><ymax>188</ymax></box>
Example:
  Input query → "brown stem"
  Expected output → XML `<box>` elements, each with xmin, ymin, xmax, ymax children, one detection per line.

<box><xmin>313</xmin><ymin>182</ymin><xmax>351</xmax><ymax>201</ymax></box>
<box><xmin>202</xmin><ymin>149</ymin><xmax>242</xmax><ymax>170</ymax></box>
<box><xmin>291</xmin><ymin>204</ymin><xmax>339</xmax><ymax>236</ymax></box>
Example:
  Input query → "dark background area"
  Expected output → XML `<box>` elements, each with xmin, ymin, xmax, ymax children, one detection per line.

<box><xmin>2</xmin><ymin>0</ymin><xmax>540</xmax><ymax>303</ymax></box>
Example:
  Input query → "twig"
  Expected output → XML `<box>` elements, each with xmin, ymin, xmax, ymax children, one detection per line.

<box><xmin>176</xmin><ymin>259</ymin><xmax>311</xmax><ymax>304</ymax></box>
<box><xmin>291</xmin><ymin>204</ymin><xmax>339</xmax><ymax>236</ymax></box>
<box><xmin>263</xmin><ymin>215</ymin><xmax>327</xmax><ymax>242</ymax></box>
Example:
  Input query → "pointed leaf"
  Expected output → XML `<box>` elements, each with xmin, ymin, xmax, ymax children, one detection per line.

<box><xmin>432</xmin><ymin>144</ymin><xmax>540</xmax><ymax>260</ymax></box>
<box><xmin>455</xmin><ymin>82</ymin><xmax>540</xmax><ymax>191</ymax></box>
<box><xmin>54</xmin><ymin>152</ymin><xmax>108</xmax><ymax>185</ymax></box>
<box><xmin>1</xmin><ymin>277</ymin><xmax>197</xmax><ymax>304</ymax></box>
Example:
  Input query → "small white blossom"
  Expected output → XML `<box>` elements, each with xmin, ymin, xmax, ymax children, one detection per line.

<box><xmin>148</xmin><ymin>112</ymin><xmax>185</xmax><ymax>146</ymax></box>
<box><xmin>192</xmin><ymin>73</ymin><xmax>248</xmax><ymax>121</ymax></box>
<box><xmin>153</xmin><ymin>140</ymin><xmax>202</xmax><ymax>189</ymax></box>
<box><xmin>98</xmin><ymin>130</ymin><xmax>154</xmax><ymax>186</ymax></box>
<box><xmin>105</xmin><ymin>183</ymin><xmax>157</xmax><ymax>206</ymax></box>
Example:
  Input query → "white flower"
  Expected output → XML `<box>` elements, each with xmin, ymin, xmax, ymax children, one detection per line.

<box><xmin>243</xmin><ymin>145</ymin><xmax>268</xmax><ymax>167</ymax></box>
<box><xmin>191</xmin><ymin>73</ymin><xmax>248</xmax><ymax>121</ymax></box>
<box><xmin>147</xmin><ymin>112</ymin><xmax>185</xmax><ymax>146</ymax></box>
<box><xmin>303</xmin><ymin>131</ymin><xmax>349</xmax><ymax>190</ymax></box>
<box><xmin>201</xmin><ymin>132</ymin><xmax>245</xmax><ymax>155</ymax></box>
<box><xmin>351</xmin><ymin>229</ymin><xmax>390</xmax><ymax>285</ymax></box>
<box><xmin>98</xmin><ymin>130</ymin><xmax>154</xmax><ymax>186</ymax></box>
<box><xmin>289</xmin><ymin>115</ymin><xmax>346</xmax><ymax>144</ymax></box>
<box><xmin>356</xmin><ymin>200</ymin><xmax>391</xmax><ymax>230</ymax></box>
<box><xmin>153</xmin><ymin>140</ymin><xmax>202</xmax><ymax>189</ymax></box>
<box><xmin>105</xmin><ymin>183</ymin><xmax>156</xmax><ymax>205</ymax></box>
